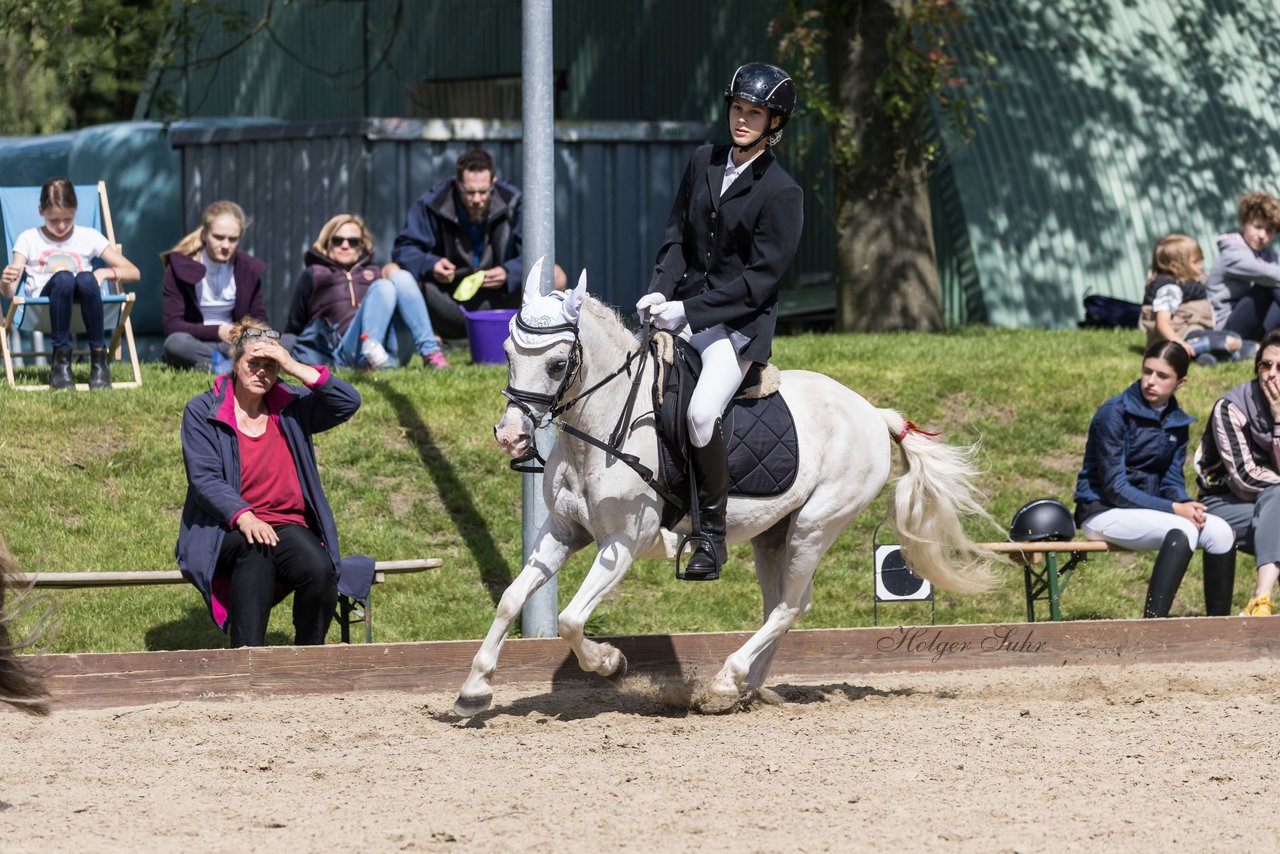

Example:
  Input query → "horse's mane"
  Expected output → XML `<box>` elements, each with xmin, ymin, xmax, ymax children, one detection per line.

<box><xmin>0</xmin><ymin>536</ymin><xmax>53</xmax><ymax>716</ymax></box>
<box><xmin>580</xmin><ymin>295</ymin><xmax>641</xmax><ymax>355</ymax></box>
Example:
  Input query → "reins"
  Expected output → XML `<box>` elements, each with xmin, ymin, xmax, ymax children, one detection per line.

<box><xmin>503</xmin><ymin>316</ymin><xmax>686</xmax><ymax>512</ymax></box>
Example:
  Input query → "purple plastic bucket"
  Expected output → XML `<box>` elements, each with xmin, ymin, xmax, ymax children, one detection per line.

<box><xmin>461</xmin><ymin>308</ymin><xmax>518</xmax><ymax>364</ymax></box>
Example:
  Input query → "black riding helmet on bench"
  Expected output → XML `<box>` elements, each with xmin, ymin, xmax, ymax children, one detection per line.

<box><xmin>1009</xmin><ymin>498</ymin><xmax>1076</xmax><ymax>542</ymax></box>
<box><xmin>724</xmin><ymin>62</ymin><xmax>797</xmax><ymax>151</ymax></box>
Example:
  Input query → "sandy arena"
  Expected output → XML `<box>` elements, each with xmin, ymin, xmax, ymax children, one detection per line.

<box><xmin>2</xmin><ymin>657</ymin><xmax>1276</xmax><ymax>852</ymax></box>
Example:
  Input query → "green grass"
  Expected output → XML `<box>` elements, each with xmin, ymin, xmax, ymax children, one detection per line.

<box><xmin>0</xmin><ymin>327</ymin><xmax>1259</xmax><ymax>653</ymax></box>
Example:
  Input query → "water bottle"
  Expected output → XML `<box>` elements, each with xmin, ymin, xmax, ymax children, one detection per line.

<box><xmin>360</xmin><ymin>333</ymin><xmax>389</xmax><ymax>369</ymax></box>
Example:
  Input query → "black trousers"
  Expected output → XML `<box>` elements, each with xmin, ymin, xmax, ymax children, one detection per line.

<box><xmin>216</xmin><ymin>524</ymin><xmax>338</xmax><ymax>648</ymax></box>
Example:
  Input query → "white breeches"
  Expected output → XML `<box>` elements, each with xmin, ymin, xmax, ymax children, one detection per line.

<box><xmin>1081</xmin><ymin>507</ymin><xmax>1235</xmax><ymax>555</ymax></box>
<box><xmin>681</xmin><ymin>324</ymin><xmax>751</xmax><ymax>448</ymax></box>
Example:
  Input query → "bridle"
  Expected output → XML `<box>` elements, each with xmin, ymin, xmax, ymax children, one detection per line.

<box><xmin>500</xmin><ymin>312</ymin><xmax>586</xmax><ymax>429</ymax></box>
<box><xmin>500</xmin><ymin>313</ymin><xmax>685</xmax><ymax>510</ymax></box>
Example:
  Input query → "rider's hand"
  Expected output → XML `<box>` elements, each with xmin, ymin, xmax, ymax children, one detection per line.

<box><xmin>650</xmin><ymin>299</ymin><xmax>687</xmax><ymax>331</ymax></box>
<box><xmin>635</xmin><ymin>292</ymin><xmax>666</xmax><ymax>321</ymax></box>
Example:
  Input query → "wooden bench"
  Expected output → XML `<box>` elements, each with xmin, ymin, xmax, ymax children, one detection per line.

<box><xmin>980</xmin><ymin>541</ymin><xmax>1114</xmax><ymax>623</ymax></box>
<box><xmin>13</xmin><ymin>558</ymin><xmax>442</xmax><ymax>643</ymax></box>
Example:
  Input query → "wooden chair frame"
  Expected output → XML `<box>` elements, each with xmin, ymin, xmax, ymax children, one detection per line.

<box><xmin>0</xmin><ymin>181</ymin><xmax>143</xmax><ymax>391</ymax></box>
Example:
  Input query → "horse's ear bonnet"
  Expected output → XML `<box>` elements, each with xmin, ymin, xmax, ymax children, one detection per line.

<box><xmin>510</xmin><ymin>258</ymin><xmax>587</xmax><ymax>348</ymax></box>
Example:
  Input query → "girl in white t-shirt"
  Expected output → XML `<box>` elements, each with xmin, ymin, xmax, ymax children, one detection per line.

<box><xmin>1</xmin><ymin>178</ymin><xmax>139</xmax><ymax>389</ymax></box>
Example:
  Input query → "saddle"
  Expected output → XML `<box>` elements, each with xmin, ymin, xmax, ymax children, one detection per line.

<box><xmin>650</xmin><ymin>331</ymin><xmax>798</xmax><ymax>529</ymax></box>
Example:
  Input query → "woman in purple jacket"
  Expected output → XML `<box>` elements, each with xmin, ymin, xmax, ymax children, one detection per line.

<box><xmin>286</xmin><ymin>214</ymin><xmax>447</xmax><ymax>369</ymax></box>
<box><xmin>176</xmin><ymin>318</ymin><xmax>372</xmax><ymax>647</ymax></box>
<box><xmin>161</xmin><ymin>201</ymin><xmax>276</xmax><ymax>373</ymax></box>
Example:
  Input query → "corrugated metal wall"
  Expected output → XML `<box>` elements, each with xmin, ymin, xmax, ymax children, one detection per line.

<box><xmin>148</xmin><ymin>0</ymin><xmax>1280</xmax><ymax>329</ymax></box>
<box><xmin>149</xmin><ymin>0</ymin><xmax>836</xmax><ymax>319</ymax></box>
<box><xmin>169</xmin><ymin>119</ymin><xmax>715</xmax><ymax>328</ymax></box>
<box><xmin>154</xmin><ymin>1</ymin><xmax>779</xmax><ymax>124</ymax></box>
<box><xmin>937</xmin><ymin>0</ymin><xmax>1280</xmax><ymax>327</ymax></box>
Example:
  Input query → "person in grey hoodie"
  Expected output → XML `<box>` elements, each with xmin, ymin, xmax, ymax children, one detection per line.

<box><xmin>1206</xmin><ymin>191</ymin><xmax>1280</xmax><ymax>340</ymax></box>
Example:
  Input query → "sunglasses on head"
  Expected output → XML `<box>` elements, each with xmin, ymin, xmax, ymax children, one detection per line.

<box><xmin>238</xmin><ymin>328</ymin><xmax>280</xmax><ymax>344</ymax></box>
<box><xmin>329</xmin><ymin>235</ymin><xmax>364</xmax><ymax>249</ymax></box>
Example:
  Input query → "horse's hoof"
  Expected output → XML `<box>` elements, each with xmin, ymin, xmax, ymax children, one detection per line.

<box><xmin>452</xmin><ymin>692</ymin><xmax>493</xmax><ymax>718</ymax></box>
<box><xmin>694</xmin><ymin>686</ymin><xmax>742</xmax><ymax>715</ymax></box>
<box><xmin>604</xmin><ymin>651</ymin><xmax>628</xmax><ymax>681</ymax></box>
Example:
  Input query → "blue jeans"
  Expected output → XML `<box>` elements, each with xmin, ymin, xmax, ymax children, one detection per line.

<box><xmin>39</xmin><ymin>270</ymin><xmax>105</xmax><ymax>348</ymax></box>
<box><xmin>334</xmin><ymin>270</ymin><xmax>441</xmax><ymax>369</ymax></box>
<box><xmin>1184</xmin><ymin>329</ymin><xmax>1246</xmax><ymax>359</ymax></box>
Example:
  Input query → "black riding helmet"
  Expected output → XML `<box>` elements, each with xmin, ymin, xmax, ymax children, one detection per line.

<box><xmin>1009</xmin><ymin>499</ymin><xmax>1076</xmax><ymax>542</ymax></box>
<box><xmin>723</xmin><ymin>62</ymin><xmax>797</xmax><ymax>149</ymax></box>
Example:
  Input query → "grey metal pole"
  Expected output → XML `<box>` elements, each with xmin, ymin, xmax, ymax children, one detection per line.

<box><xmin>520</xmin><ymin>0</ymin><xmax>558</xmax><ymax>638</ymax></box>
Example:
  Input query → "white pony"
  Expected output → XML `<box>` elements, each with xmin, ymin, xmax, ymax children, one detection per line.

<box><xmin>454</xmin><ymin>262</ymin><xmax>995</xmax><ymax>716</ymax></box>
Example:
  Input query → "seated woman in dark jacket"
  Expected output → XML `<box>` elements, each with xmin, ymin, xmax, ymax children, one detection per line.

<box><xmin>176</xmin><ymin>317</ymin><xmax>372</xmax><ymax>647</ymax></box>
<box><xmin>1195</xmin><ymin>328</ymin><xmax>1280</xmax><ymax>616</ymax></box>
<box><xmin>1074</xmin><ymin>340</ymin><xmax>1235</xmax><ymax>617</ymax></box>
<box><xmin>286</xmin><ymin>214</ymin><xmax>448</xmax><ymax>370</ymax></box>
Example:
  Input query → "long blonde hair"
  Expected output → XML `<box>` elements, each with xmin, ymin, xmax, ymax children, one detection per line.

<box><xmin>1147</xmin><ymin>234</ymin><xmax>1204</xmax><ymax>284</ymax></box>
<box><xmin>312</xmin><ymin>214</ymin><xmax>375</xmax><ymax>258</ymax></box>
<box><xmin>163</xmin><ymin>201</ymin><xmax>249</xmax><ymax>263</ymax></box>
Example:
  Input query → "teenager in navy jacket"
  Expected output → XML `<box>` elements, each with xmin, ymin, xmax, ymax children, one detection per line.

<box><xmin>1074</xmin><ymin>340</ymin><xmax>1235</xmax><ymax>617</ymax></box>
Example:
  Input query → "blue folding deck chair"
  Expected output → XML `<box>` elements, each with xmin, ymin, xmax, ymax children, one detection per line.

<box><xmin>0</xmin><ymin>181</ymin><xmax>142</xmax><ymax>391</ymax></box>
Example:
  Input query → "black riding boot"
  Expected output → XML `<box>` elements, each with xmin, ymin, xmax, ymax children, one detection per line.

<box><xmin>683</xmin><ymin>419</ymin><xmax>729</xmax><ymax>581</ymax></box>
<box><xmin>1144</xmin><ymin>529</ymin><xmax>1193</xmax><ymax>618</ymax></box>
<box><xmin>1202</xmin><ymin>548</ymin><xmax>1237</xmax><ymax>617</ymax></box>
<box><xmin>88</xmin><ymin>345</ymin><xmax>112</xmax><ymax>390</ymax></box>
<box><xmin>49</xmin><ymin>345</ymin><xmax>74</xmax><ymax>390</ymax></box>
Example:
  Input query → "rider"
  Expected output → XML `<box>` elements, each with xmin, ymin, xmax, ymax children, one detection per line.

<box><xmin>636</xmin><ymin>62</ymin><xmax>805</xmax><ymax>580</ymax></box>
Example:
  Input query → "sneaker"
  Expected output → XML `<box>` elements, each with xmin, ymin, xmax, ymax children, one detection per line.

<box><xmin>1241</xmin><ymin>595</ymin><xmax>1272</xmax><ymax>616</ymax></box>
<box><xmin>423</xmin><ymin>350</ymin><xmax>449</xmax><ymax>369</ymax></box>
<box><xmin>1194</xmin><ymin>353</ymin><xmax>1218</xmax><ymax>368</ymax></box>
<box><xmin>211</xmin><ymin>350</ymin><xmax>233</xmax><ymax>375</ymax></box>
<box><xmin>1237</xmin><ymin>340</ymin><xmax>1259</xmax><ymax>361</ymax></box>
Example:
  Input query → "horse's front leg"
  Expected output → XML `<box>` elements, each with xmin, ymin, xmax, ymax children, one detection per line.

<box><xmin>453</xmin><ymin>520</ymin><xmax>580</xmax><ymax>717</ymax></box>
<box><xmin>557</xmin><ymin>539</ymin><xmax>637</xmax><ymax>680</ymax></box>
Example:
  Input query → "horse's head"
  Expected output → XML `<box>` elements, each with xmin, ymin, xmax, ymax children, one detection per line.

<box><xmin>494</xmin><ymin>258</ymin><xmax>588</xmax><ymax>458</ymax></box>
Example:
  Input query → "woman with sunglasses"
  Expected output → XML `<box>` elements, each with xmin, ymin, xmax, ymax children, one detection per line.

<box><xmin>285</xmin><ymin>214</ymin><xmax>448</xmax><ymax>370</ymax></box>
<box><xmin>1196</xmin><ymin>328</ymin><xmax>1280</xmax><ymax>616</ymax></box>
<box><xmin>176</xmin><ymin>318</ymin><xmax>372</xmax><ymax>647</ymax></box>
<box><xmin>161</xmin><ymin>201</ymin><xmax>287</xmax><ymax>373</ymax></box>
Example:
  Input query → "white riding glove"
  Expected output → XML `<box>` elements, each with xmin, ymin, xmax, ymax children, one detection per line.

<box><xmin>635</xmin><ymin>292</ymin><xmax>666</xmax><ymax>322</ymax></box>
<box><xmin>650</xmin><ymin>299</ymin><xmax>687</xmax><ymax>331</ymax></box>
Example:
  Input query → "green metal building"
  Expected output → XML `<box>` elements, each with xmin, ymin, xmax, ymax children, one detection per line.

<box><xmin>141</xmin><ymin>0</ymin><xmax>1280</xmax><ymax>328</ymax></box>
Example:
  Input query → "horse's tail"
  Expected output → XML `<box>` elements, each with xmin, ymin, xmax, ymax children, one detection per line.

<box><xmin>879</xmin><ymin>409</ymin><xmax>998</xmax><ymax>594</ymax></box>
<box><xmin>0</xmin><ymin>535</ymin><xmax>54</xmax><ymax>716</ymax></box>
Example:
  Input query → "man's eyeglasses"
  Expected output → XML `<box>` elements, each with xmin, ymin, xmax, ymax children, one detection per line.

<box><xmin>329</xmin><ymin>235</ymin><xmax>364</xmax><ymax>249</ymax></box>
<box><xmin>238</xmin><ymin>328</ymin><xmax>281</xmax><ymax>344</ymax></box>
<box><xmin>1259</xmin><ymin>360</ymin><xmax>1280</xmax><ymax>373</ymax></box>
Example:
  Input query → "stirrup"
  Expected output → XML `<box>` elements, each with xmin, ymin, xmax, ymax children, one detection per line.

<box><xmin>676</xmin><ymin>532</ymin><xmax>722</xmax><ymax>581</ymax></box>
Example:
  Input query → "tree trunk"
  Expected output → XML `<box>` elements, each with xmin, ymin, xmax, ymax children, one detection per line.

<box><xmin>826</xmin><ymin>0</ymin><xmax>943</xmax><ymax>332</ymax></box>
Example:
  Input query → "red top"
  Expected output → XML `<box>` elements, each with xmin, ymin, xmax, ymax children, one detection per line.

<box><xmin>237</xmin><ymin>416</ymin><xmax>306</xmax><ymax>528</ymax></box>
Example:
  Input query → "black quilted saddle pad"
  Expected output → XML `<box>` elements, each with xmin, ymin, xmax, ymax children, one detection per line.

<box><xmin>659</xmin><ymin>392</ymin><xmax>799</xmax><ymax>499</ymax></box>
